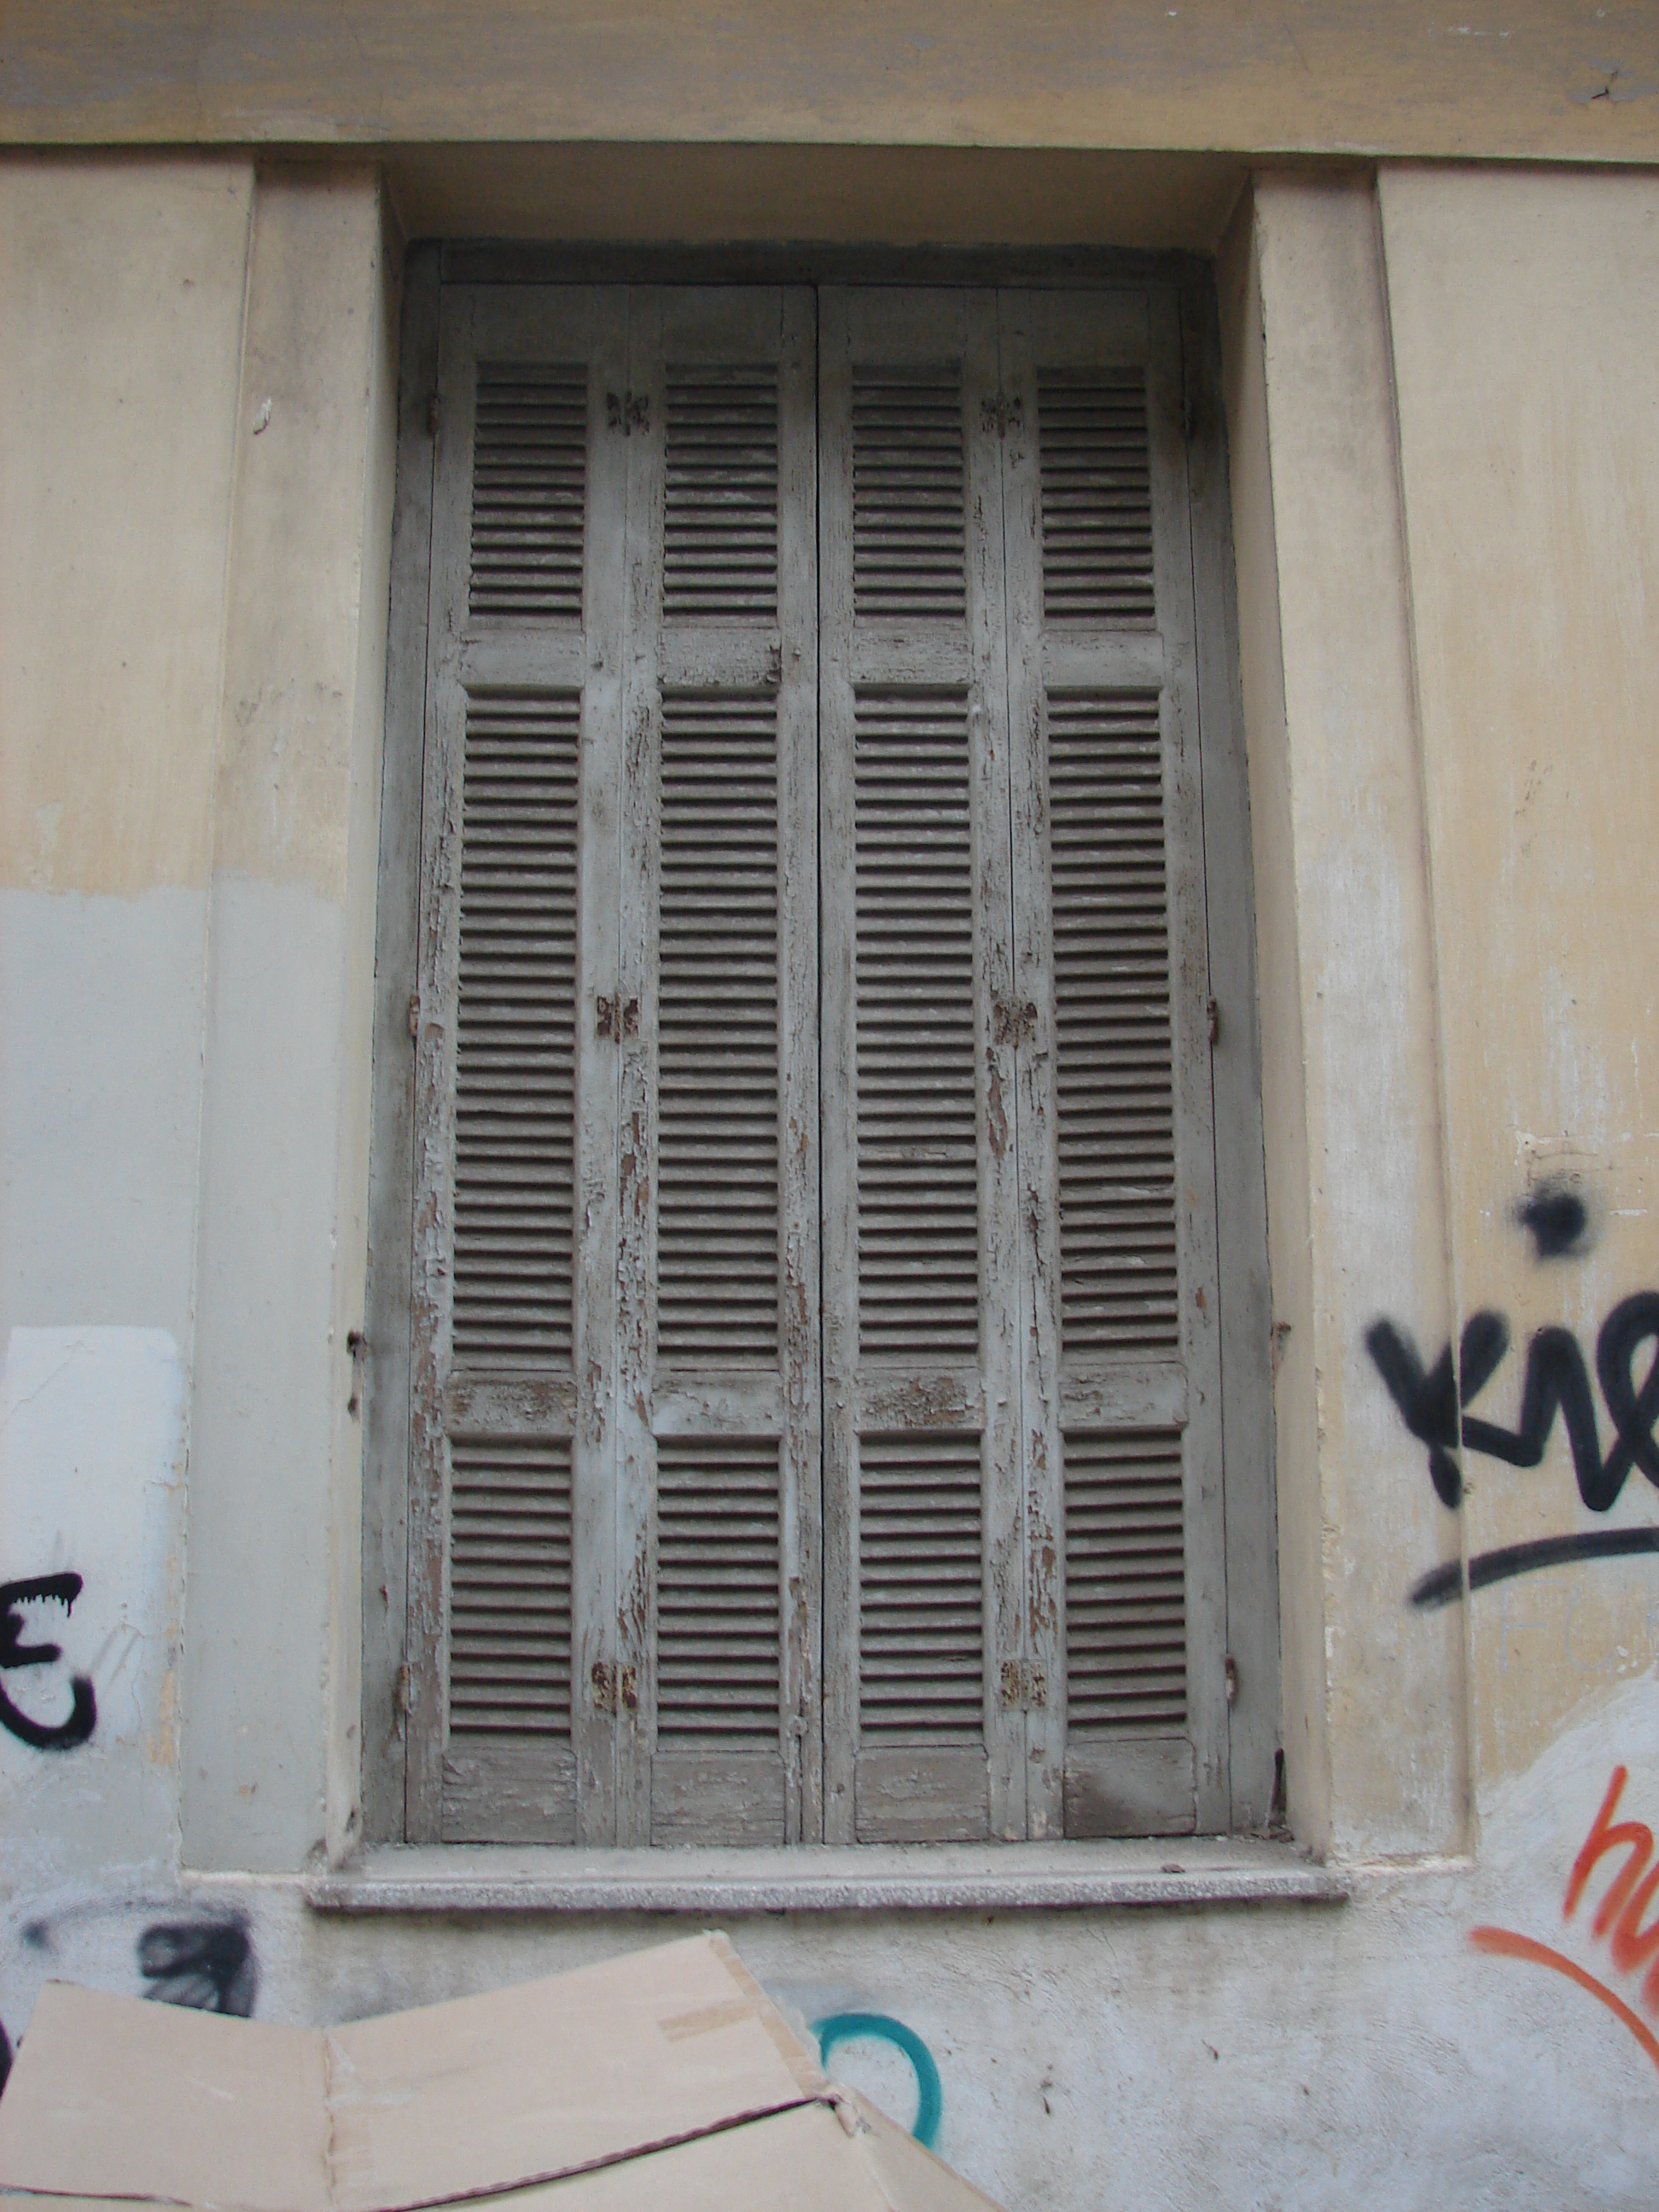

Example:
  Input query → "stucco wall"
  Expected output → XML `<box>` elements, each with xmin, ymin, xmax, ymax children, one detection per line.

<box><xmin>4</xmin><ymin>152</ymin><xmax>1659</xmax><ymax>2210</ymax></box>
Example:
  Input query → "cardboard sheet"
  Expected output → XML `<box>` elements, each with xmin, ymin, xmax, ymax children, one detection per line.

<box><xmin>0</xmin><ymin>1932</ymin><xmax>1002</xmax><ymax>2212</ymax></box>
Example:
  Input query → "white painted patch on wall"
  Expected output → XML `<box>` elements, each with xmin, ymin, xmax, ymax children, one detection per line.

<box><xmin>0</xmin><ymin>1326</ymin><xmax>186</xmax><ymax>1882</ymax></box>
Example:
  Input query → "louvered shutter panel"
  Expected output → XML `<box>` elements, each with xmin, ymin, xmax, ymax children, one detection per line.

<box><xmin>998</xmin><ymin>289</ymin><xmax>1228</xmax><ymax>1836</ymax></box>
<box><xmin>410</xmin><ymin>287</ymin><xmax>629</xmax><ymax>1842</ymax></box>
<box><xmin>820</xmin><ymin>289</ymin><xmax>1027</xmax><ymax>1842</ymax></box>
<box><xmin>610</xmin><ymin>290</ymin><xmax>821</xmax><ymax>1846</ymax></box>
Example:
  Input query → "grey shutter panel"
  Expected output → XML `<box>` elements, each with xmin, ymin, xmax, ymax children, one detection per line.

<box><xmin>998</xmin><ymin>289</ymin><xmax>1228</xmax><ymax>1837</ymax></box>
<box><xmin>612</xmin><ymin>289</ymin><xmax>821</xmax><ymax>1846</ymax></box>
<box><xmin>410</xmin><ymin>286</ymin><xmax>629</xmax><ymax>1843</ymax></box>
<box><xmin>820</xmin><ymin>289</ymin><xmax>1026</xmax><ymax>1842</ymax></box>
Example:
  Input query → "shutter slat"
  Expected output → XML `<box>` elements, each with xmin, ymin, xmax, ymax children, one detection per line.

<box><xmin>657</xmin><ymin>692</ymin><xmax>780</xmax><ymax>1364</ymax></box>
<box><xmin>854</xmin><ymin>690</ymin><xmax>978</xmax><ymax>1357</ymax></box>
<box><xmin>452</xmin><ymin>692</ymin><xmax>579</xmax><ymax>1366</ymax></box>
<box><xmin>446</xmin><ymin>1437</ymin><xmax>573</xmax><ymax>1738</ymax></box>
<box><xmin>858</xmin><ymin>1435</ymin><xmax>982</xmax><ymax>1740</ymax></box>
<box><xmin>1062</xmin><ymin>1429</ymin><xmax>1185</xmax><ymax>1731</ymax></box>
<box><xmin>655</xmin><ymin>1438</ymin><xmax>781</xmax><ymax>1747</ymax></box>
<box><xmin>1049</xmin><ymin>691</ymin><xmax>1179</xmax><ymax>1356</ymax></box>
<box><xmin>1037</xmin><ymin>369</ymin><xmax>1154</xmax><ymax>625</ymax></box>
<box><xmin>468</xmin><ymin>365</ymin><xmax>586</xmax><ymax>619</ymax></box>
<box><xmin>664</xmin><ymin>369</ymin><xmax>778</xmax><ymax>619</ymax></box>
<box><xmin>852</xmin><ymin>370</ymin><xmax>967</xmax><ymax>619</ymax></box>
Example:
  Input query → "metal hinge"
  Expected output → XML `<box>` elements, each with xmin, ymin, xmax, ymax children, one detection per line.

<box><xmin>590</xmin><ymin>1659</ymin><xmax>638</xmax><ymax>1714</ymax></box>
<box><xmin>992</xmin><ymin>995</ymin><xmax>1039</xmax><ymax>1047</ymax></box>
<box><xmin>981</xmin><ymin>392</ymin><xmax>1025</xmax><ymax>439</ymax></box>
<box><xmin>999</xmin><ymin>1658</ymin><xmax>1048</xmax><ymax>1711</ymax></box>
<box><xmin>346</xmin><ymin>1329</ymin><xmax>368</xmax><ymax>1417</ymax></box>
<box><xmin>1207</xmin><ymin>996</ymin><xmax>1220</xmax><ymax>1045</ymax></box>
<box><xmin>597</xmin><ymin>993</ymin><xmax>639</xmax><ymax>1039</ymax></box>
<box><xmin>605</xmin><ymin>390</ymin><xmax>650</xmax><ymax>434</ymax></box>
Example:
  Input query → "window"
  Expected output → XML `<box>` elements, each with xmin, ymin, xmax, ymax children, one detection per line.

<box><xmin>369</xmin><ymin>266</ymin><xmax>1273</xmax><ymax>1852</ymax></box>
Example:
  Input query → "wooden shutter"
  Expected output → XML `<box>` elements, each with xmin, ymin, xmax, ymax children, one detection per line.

<box><xmin>613</xmin><ymin>289</ymin><xmax>820</xmax><ymax>1846</ymax></box>
<box><xmin>998</xmin><ymin>289</ymin><xmax>1228</xmax><ymax>1836</ymax></box>
<box><xmin>407</xmin><ymin>274</ymin><xmax>1234</xmax><ymax>1850</ymax></box>
<box><xmin>820</xmin><ymin>289</ymin><xmax>1026</xmax><ymax>1842</ymax></box>
<box><xmin>413</xmin><ymin>286</ymin><xmax>819</xmax><ymax>1848</ymax></box>
<box><xmin>410</xmin><ymin>286</ymin><xmax>629</xmax><ymax>1843</ymax></box>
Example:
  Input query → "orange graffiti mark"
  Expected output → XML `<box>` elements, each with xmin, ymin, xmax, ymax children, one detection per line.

<box><xmin>1563</xmin><ymin>1767</ymin><xmax>1659</xmax><ymax>2011</ymax></box>
<box><xmin>1468</xmin><ymin>1927</ymin><xmax>1659</xmax><ymax>2076</ymax></box>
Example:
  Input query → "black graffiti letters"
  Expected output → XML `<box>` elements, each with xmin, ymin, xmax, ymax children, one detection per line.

<box><xmin>137</xmin><ymin>1918</ymin><xmax>257</xmax><ymax>2017</ymax></box>
<box><xmin>1365</xmin><ymin>1311</ymin><xmax>1510</xmax><ymax>1508</ymax></box>
<box><xmin>0</xmin><ymin>1574</ymin><xmax>96</xmax><ymax>1751</ymax></box>
<box><xmin>1368</xmin><ymin>1292</ymin><xmax>1659</xmax><ymax>1516</ymax></box>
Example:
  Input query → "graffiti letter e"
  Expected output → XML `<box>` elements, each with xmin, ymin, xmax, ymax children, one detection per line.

<box><xmin>0</xmin><ymin>1574</ymin><xmax>96</xmax><ymax>1750</ymax></box>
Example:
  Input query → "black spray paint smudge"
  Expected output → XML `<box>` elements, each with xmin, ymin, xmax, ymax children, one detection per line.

<box><xmin>137</xmin><ymin>1918</ymin><xmax>258</xmax><ymax>2018</ymax></box>
<box><xmin>1516</xmin><ymin>1180</ymin><xmax>1593</xmax><ymax>1262</ymax></box>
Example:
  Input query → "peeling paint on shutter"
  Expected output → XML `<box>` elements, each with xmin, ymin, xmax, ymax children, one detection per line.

<box><xmin>410</xmin><ymin>286</ymin><xmax>626</xmax><ymax>1847</ymax></box>
<box><xmin>822</xmin><ymin>288</ymin><xmax>1019</xmax><ymax>1846</ymax></box>
<box><xmin>403</xmin><ymin>276</ymin><xmax>1248</xmax><ymax>1854</ymax></box>
<box><xmin>624</xmin><ymin>291</ymin><xmax>820</xmax><ymax>1848</ymax></box>
<box><xmin>1001</xmin><ymin>288</ymin><xmax>1227</xmax><ymax>1841</ymax></box>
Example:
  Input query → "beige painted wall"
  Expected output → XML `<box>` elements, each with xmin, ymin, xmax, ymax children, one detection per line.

<box><xmin>1220</xmin><ymin>174</ymin><xmax>1467</xmax><ymax>1859</ymax></box>
<box><xmin>183</xmin><ymin>166</ymin><xmax>399</xmax><ymax>1871</ymax></box>
<box><xmin>6</xmin><ymin>140</ymin><xmax>1659</xmax><ymax>2212</ymax></box>
<box><xmin>0</xmin><ymin>156</ymin><xmax>252</xmax><ymax>1882</ymax></box>
<box><xmin>1381</xmin><ymin>165</ymin><xmax>1659</xmax><ymax>1805</ymax></box>
<box><xmin>0</xmin><ymin>157</ymin><xmax>251</xmax><ymax>900</ymax></box>
<box><xmin>3</xmin><ymin>3</ymin><xmax>1659</xmax><ymax>163</ymax></box>
<box><xmin>0</xmin><ymin>154</ymin><xmax>398</xmax><ymax>1879</ymax></box>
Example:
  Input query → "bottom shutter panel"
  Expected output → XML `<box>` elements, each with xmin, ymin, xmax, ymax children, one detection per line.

<box><xmin>1061</xmin><ymin>1426</ymin><xmax>1195</xmax><ymax>1836</ymax></box>
<box><xmin>441</xmin><ymin>1435</ymin><xmax>577</xmax><ymax>1842</ymax></box>
<box><xmin>854</xmin><ymin>1432</ymin><xmax>988</xmax><ymax>1841</ymax></box>
<box><xmin>649</xmin><ymin>1436</ymin><xmax>788</xmax><ymax>1844</ymax></box>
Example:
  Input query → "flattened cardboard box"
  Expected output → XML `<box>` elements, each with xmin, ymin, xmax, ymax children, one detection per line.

<box><xmin>0</xmin><ymin>1932</ymin><xmax>1000</xmax><ymax>2212</ymax></box>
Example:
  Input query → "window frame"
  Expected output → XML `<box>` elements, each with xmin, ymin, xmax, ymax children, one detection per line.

<box><xmin>359</xmin><ymin>242</ymin><xmax>1278</xmax><ymax>1856</ymax></box>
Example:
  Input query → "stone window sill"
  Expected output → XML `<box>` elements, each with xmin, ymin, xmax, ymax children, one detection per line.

<box><xmin>304</xmin><ymin>1837</ymin><xmax>1349</xmax><ymax>1915</ymax></box>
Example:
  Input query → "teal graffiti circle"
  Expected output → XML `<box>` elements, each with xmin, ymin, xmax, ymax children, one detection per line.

<box><xmin>811</xmin><ymin>2011</ymin><xmax>942</xmax><ymax>2149</ymax></box>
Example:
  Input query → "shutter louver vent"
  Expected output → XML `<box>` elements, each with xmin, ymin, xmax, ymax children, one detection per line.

<box><xmin>453</xmin><ymin>692</ymin><xmax>579</xmax><ymax>1366</ymax></box>
<box><xmin>855</xmin><ymin>691</ymin><xmax>978</xmax><ymax>1357</ymax></box>
<box><xmin>1037</xmin><ymin>370</ymin><xmax>1154</xmax><ymax>623</ymax></box>
<box><xmin>1063</xmin><ymin>1429</ymin><xmax>1186</xmax><ymax>1729</ymax></box>
<box><xmin>657</xmin><ymin>694</ymin><xmax>780</xmax><ymax>1362</ymax></box>
<box><xmin>859</xmin><ymin>1435</ymin><xmax>983</xmax><ymax>1740</ymax></box>
<box><xmin>1049</xmin><ymin>691</ymin><xmax>1177</xmax><ymax>1354</ymax></box>
<box><xmin>664</xmin><ymin>370</ymin><xmax>778</xmax><ymax>620</ymax></box>
<box><xmin>656</xmin><ymin>1438</ymin><xmax>781</xmax><ymax>1746</ymax></box>
<box><xmin>447</xmin><ymin>1437</ymin><xmax>573</xmax><ymax>1740</ymax></box>
<box><xmin>469</xmin><ymin>365</ymin><xmax>586</xmax><ymax>619</ymax></box>
<box><xmin>852</xmin><ymin>370</ymin><xmax>966</xmax><ymax>619</ymax></box>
